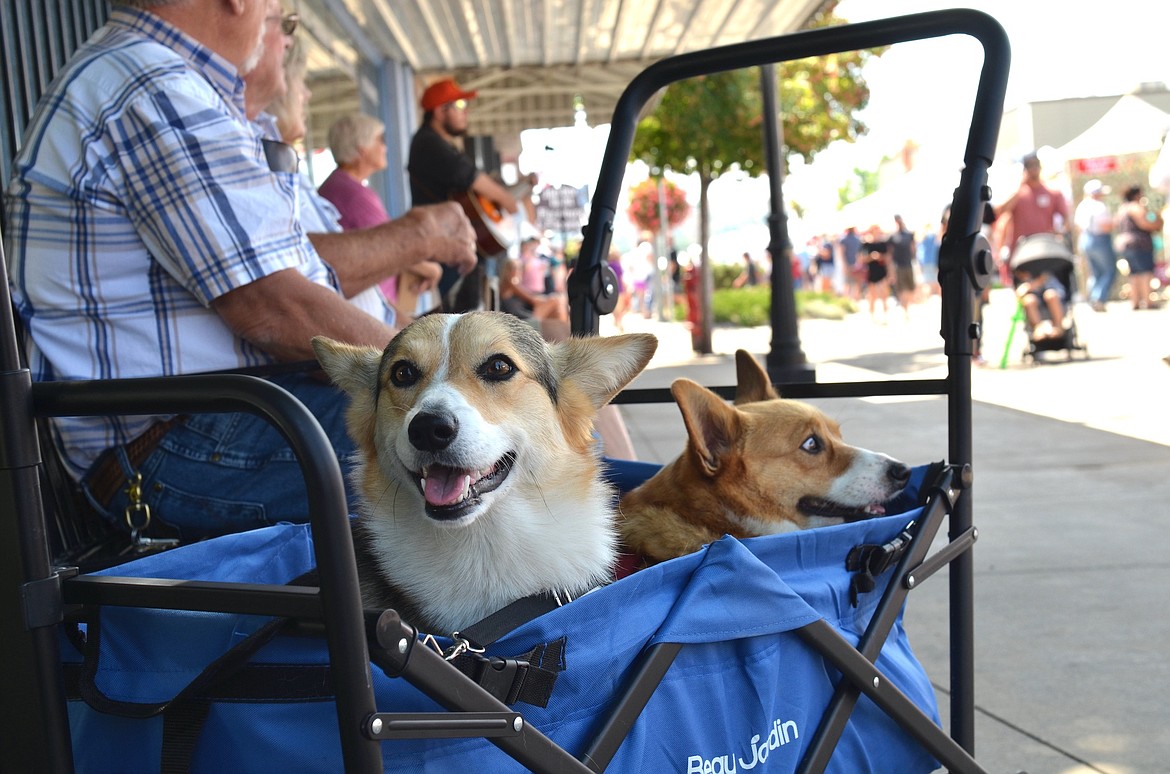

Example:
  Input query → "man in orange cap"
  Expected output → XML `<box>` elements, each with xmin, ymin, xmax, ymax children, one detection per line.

<box><xmin>409</xmin><ymin>78</ymin><xmax>519</xmax><ymax>306</ymax></box>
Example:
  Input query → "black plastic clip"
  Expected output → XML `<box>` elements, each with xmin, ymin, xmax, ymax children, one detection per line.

<box><xmin>473</xmin><ymin>657</ymin><xmax>527</xmax><ymax>704</ymax></box>
<box><xmin>845</xmin><ymin>524</ymin><xmax>915</xmax><ymax>607</ymax></box>
<box><xmin>451</xmin><ymin>638</ymin><xmax>565</xmax><ymax>708</ymax></box>
<box><xmin>21</xmin><ymin>566</ymin><xmax>78</xmax><ymax>630</ymax></box>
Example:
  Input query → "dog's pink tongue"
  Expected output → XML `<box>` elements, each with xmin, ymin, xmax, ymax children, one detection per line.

<box><xmin>423</xmin><ymin>466</ymin><xmax>471</xmax><ymax>507</ymax></box>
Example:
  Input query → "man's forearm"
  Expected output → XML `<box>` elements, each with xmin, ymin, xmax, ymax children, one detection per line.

<box><xmin>310</xmin><ymin>203</ymin><xmax>477</xmax><ymax>297</ymax></box>
<box><xmin>212</xmin><ymin>269</ymin><xmax>396</xmax><ymax>361</ymax></box>
<box><xmin>308</xmin><ymin>213</ymin><xmax>434</xmax><ymax>298</ymax></box>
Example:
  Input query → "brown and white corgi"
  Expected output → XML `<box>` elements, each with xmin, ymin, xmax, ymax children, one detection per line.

<box><xmin>619</xmin><ymin>349</ymin><xmax>909</xmax><ymax>565</ymax></box>
<box><xmin>312</xmin><ymin>312</ymin><xmax>656</xmax><ymax>633</ymax></box>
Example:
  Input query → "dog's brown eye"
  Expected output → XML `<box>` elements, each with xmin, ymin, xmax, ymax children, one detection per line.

<box><xmin>390</xmin><ymin>360</ymin><xmax>420</xmax><ymax>387</ymax></box>
<box><xmin>478</xmin><ymin>355</ymin><xmax>516</xmax><ymax>382</ymax></box>
<box><xmin>800</xmin><ymin>435</ymin><xmax>822</xmax><ymax>454</ymax></box>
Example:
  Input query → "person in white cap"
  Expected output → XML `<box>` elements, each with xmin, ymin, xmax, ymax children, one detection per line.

<box><xmin>1073</xmin><ymin>179</ymin><xmax>1116</xmax><ymax>312</ymax></box>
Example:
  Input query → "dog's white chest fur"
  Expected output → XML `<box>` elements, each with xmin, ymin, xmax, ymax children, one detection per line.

<box><xmin>359</xmin><ymin>474</ymin><xmax>617</xmax><ymax>634</ymax></box>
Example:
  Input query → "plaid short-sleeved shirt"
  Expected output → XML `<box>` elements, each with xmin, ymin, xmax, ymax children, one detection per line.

<box><xmin>4</xmin><ymin>8</ymin><xmax>340</xmax><ymax>477</ymax></box>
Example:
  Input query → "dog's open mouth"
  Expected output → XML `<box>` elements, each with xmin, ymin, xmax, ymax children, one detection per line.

<box><xmin>797</xmin><ymin>496</ymin><xmax>886</xmax><ymax>523</ymax></box>
<box><xmin>414</xmin><ymin>451</ymin><xmax>516</xmax><ymax>521</ymax></box>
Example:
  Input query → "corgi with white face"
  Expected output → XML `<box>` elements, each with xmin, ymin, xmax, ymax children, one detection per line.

<box><xmin>313</xmin><ymin>312</ymin><xmax>656</xmax><ymax>633</ymax></box>
<box><xmin>619</xmin><ymin>350</ymin><xmax>910</xmax><ymax>565</ymax></box>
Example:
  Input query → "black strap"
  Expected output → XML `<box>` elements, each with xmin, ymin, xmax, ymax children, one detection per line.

<box><xmin>71</xmin><ymin>607</ymin><xmax>289</xmax><ymax>773</ymax></box>
<box><xmin>160</xmin><ymin>699</ymin><xmax>211</xmax><ymax>774</ymax></box>
<box><xmin>457</xmin><ymin>591</ymin><xmax>564</xmax><ymax>649</ymax></box>
<box><xmin>844</xmin><ymin>460</ymin><xmax>950</xmax><ymax>607</ymax></box>
<box><xmin>70</xmin><ymin>582</ymin><xmax>568</xmax><ymax>772</ymax></box>
<box><xmin>76</xmin><ymin>610</ymin><xmax>288</xmax><ymax>719</ymax></box>
<box><xmin>154</xmin><ymin>617</ymin><xmax>288</xmax><ymax>772</ymax></box>
<box><xmin>451</xmin><ymin>591</ymin><xmax>570</xmax><ymax>707</ymax></box>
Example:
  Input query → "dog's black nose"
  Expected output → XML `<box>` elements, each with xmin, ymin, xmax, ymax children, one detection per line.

<box><xmin>409</xmin><ymin>411</ymin><xmax>459</xmax><ymax>451</ymax></box>
<box><xmin>887</xmin><ymin>461</ymin><xmax>911</xmax><ymax>487</ymax></box>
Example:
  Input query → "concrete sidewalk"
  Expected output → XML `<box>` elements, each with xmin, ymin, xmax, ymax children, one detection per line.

<box><xmin>610</xmin><ymin>292</ymin><xmax>1170</xmax><ymax>774</ymax></box>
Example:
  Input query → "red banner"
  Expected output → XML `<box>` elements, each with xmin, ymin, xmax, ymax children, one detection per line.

<box><xmin>1073</xmin><ymin>157</ymin><xmax>1118</xmax><ymax>174</ymax></box>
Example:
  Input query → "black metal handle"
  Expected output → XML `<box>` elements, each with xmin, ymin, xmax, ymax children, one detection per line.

<box><xmin>572</xmin><ymin>8</ymin><xmax>1010</xmax><ymax>336</ymax></box>
<box><xmin>33</xmin><ymin>374</ymin><xmax>382</xmax><ymax>773</ymax></box>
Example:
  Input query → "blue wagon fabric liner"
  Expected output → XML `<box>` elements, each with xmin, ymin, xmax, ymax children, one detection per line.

<box><xmin>62</xmin><ymin>480</ymin><xmax>941</xmax><ymax>773</ymax></box>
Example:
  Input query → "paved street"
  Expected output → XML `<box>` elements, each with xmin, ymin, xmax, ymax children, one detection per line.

<box><xmin>609</xmin><ymin>289</ymin><xmax>1170</xmax><ymax>774</ymax></box>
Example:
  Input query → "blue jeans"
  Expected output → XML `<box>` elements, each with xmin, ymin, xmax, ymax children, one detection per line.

<box><xmin>83</xmin><ymin>373</ymin><xmax>359</xmax><ymax>540</ymax></box>
<box><xmin>1081</xmin><ymin>232</ymin><xmax>1116</xmax><ymax>305</ymax></box>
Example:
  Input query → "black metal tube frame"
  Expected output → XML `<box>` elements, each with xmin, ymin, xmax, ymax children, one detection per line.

<box><xmin>370</xmin><ymin>609</ymin><xmax>598</xmax><ymax>773</ymax></box>
<box><xmin>613</xmin><ymin>378</ymin><xmax>949</xmax><ymax>405</ymax></box>
<box><xmin>573</xmin><ymin>8</ymin><xmax>1009</xmax><ymax>761</ymax></box>
<box><xmin>30</xmin><ymin>376</ymin><xmax>383</xmax><ymax>772</ymax></box>
<box><xmin>794</xmin><ymin>469</ymin><xmax>980</xmax><ymax>773</ymax></box>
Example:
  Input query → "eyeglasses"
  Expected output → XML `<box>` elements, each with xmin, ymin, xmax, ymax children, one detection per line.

<box><xmin>446</xmin><ymin>99</ymin><xmax>469</xmax><ymax>111</ymax></box>
<box><xmin>267</xmin><ymin>13</ymin><xmax>299</xmax><ymax>35</ymax></box>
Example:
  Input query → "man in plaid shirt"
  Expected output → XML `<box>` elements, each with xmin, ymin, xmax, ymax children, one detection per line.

<box><xmin>4</xmin><ymin>0</ymin><xmax>476</xmax><ymax>538</ymax></box>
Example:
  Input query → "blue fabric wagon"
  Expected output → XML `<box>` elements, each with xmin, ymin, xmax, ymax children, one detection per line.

<box><xmin>0</xmin><ymin>8</ymin><xmax>1009</xmax><ymax>774</ymax></box>
<box><xmin>61</xmin><ymin>464</ymin><xmax>948</xmax><ymax>773</ymax></box>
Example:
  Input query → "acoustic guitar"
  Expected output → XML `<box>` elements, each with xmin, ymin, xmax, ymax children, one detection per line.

<box><xmin>452</xmin><ymin>190</ymin><xmax>517</xmax><ymax>256</ymax></box>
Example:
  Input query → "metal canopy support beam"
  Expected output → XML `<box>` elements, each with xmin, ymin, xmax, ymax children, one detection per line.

<box><xmin>367</xmin><ymin>58</ymin><xmax>416</xmax><ymax>216</ymax></box>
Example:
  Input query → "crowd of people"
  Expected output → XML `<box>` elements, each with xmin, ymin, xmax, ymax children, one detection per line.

<box><xmin>782</xmin><ymin>148</ymin><xmax>1168</xmax><ymax>344</ymax></box>
<box><xmin>790</xmin><ymin>214</ymin><xmax>941</xmax><ymax>325</ymax></box>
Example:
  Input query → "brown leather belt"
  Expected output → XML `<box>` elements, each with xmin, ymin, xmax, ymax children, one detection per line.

<box><xmin>85</xmin><ymin>417</ymin><xmax>182</xmax><ymax>508</ymax></box>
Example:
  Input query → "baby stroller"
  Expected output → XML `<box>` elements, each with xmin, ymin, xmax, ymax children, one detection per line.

<box><xmin>1009</xmin><ymin>233</ymin><xmax>1089</xmax><ymax>363</ymax></box>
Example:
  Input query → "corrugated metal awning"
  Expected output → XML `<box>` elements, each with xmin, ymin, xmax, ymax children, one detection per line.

<box><xmin>295</xmin><ymin>0</ymin><xmax>827</xmax><ymax>147</ymax></box>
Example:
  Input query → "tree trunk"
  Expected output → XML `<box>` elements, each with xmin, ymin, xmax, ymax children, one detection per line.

<box><xmin>695</xmin><ymin>171</ymin><xmax>714</xmax><ymax>354</ymax></box>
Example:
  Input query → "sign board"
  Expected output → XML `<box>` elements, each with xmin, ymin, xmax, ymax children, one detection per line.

<box><xmin>1072</xmin><ymin>157</ymin><xmax>1118</xmax><ymax>175</ymax></box>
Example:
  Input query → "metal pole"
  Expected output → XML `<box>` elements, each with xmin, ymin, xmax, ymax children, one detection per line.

<box><xmin>655</xmin><ymin>178</ymin><xmax>672</xmax><ymax>321</ymax></box>
<box><xmin>759</xmin><ymin>63</ymin><xmax>814</xmax><ymax>384</ymax></box>
<box><xmin>0</xmin><ymin>238</ymin><xmax>74</xmax><ymax>772</ymax></box>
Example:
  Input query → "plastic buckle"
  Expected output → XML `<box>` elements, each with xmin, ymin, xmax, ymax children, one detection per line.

<box><xmin>474</xmin><ymin>657</ymin><xmax>526</xmax><ymax>704</ymax></box>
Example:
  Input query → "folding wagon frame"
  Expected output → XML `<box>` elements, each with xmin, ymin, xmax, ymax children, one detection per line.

<box><xmin>0</xmin><ymin>9</ymin><xmax>1007</xmax><ymax>773</ymax></box>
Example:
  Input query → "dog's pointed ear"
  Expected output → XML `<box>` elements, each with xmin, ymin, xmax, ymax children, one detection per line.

<box><xmin>553</xmin><ymin>333</ymin><xmax>657</xmax><ymax>410</ymax></box>
<box><xmin>672</xmin><ymin>378</ymin><xmax>740</xmax><ymax>477</ymax></box>
<box><xmin>311</xmin><ymin>336</ymin><xmax>383</xmax><ymax>397</ymax></box>
<box><xmin>734</xmin><ymin>349</ymin><xmax>780</xmax><ymax>404</ymax></box>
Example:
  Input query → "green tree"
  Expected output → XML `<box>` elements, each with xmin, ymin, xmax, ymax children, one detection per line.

<box><xmin>837</xmin><ymin>166</ymin><xmax>881</xmax><ymax>209</ymax></box>
<box><xmin>629</xmin><ymin>6</ymin><xmax>881</xmax><ymax>352</ymax></box>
